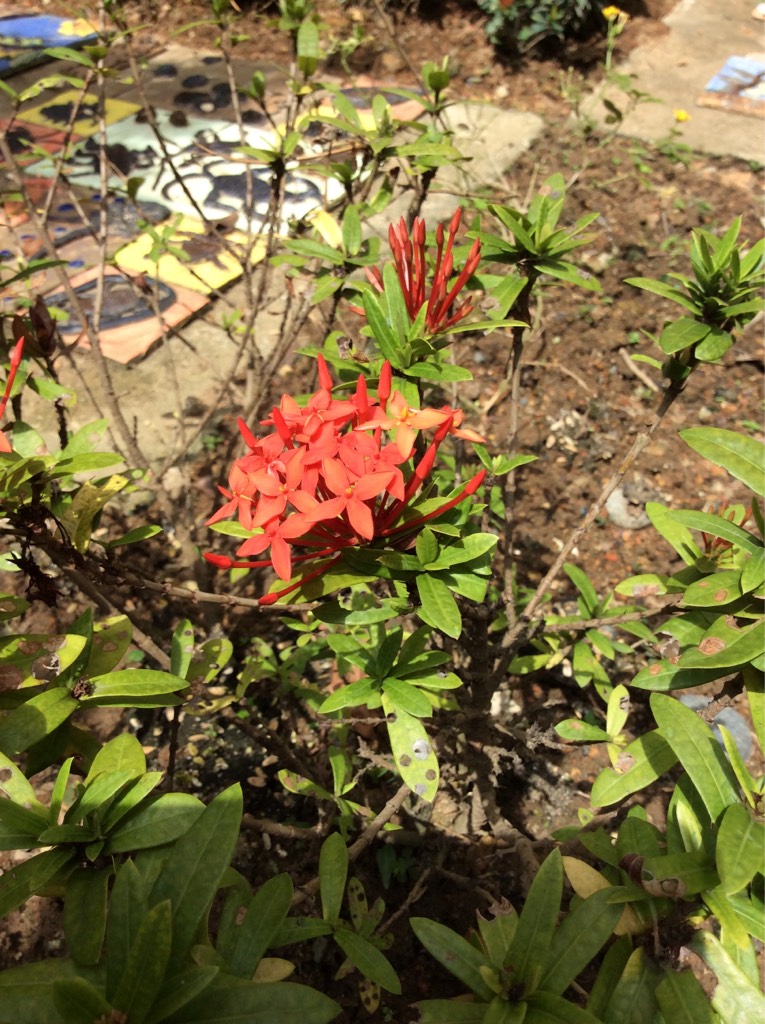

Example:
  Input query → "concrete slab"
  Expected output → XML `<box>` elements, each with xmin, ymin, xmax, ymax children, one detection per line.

<box><xmin>582</xmin><ymin>0</ymin><xmax>765</xmax><ymax>163</ymax></box>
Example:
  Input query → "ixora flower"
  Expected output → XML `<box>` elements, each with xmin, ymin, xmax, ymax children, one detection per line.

<box><xmin>0</xmin><ymin>337</ymin><xmax>24</xmax><ymax>455</ymax></box>
<box><xmin>205</xmin><ymin>354</ymin><xmax>486</xmax><ymax>604</ymax></box>
<box><xmin>351</xmin><ymin>208</ymin><xmax>481</xmax><ymax>336</ymax></box>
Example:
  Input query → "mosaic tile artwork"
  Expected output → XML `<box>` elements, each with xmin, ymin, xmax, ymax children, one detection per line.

<box><xmin>0</xmin><ymin>13</ymin><xmax>98</xmax><ymax>77</ymax></box>
<box><xmin>24</xmin><ymin>108</ymin><xmax>345</xmax><ymax>232</ymax></box>
<box><xmin>114</xmin><ymin>214</ymin><xmax>266</xmax><ymax>294</ymax></box>
<box><xmin>0</xmin><ymin>119</ymin><xmax>80</xmax><ymax>167</ymax></box>
<box><xmin>698</xmin><ymin>54</ymin><xmax>765</xmax><ymax>118</ymax></box>
<box><xmin>137</xmin><ymin>47</ymin><xmax>288</xmax><ymax>126</ymax></box>
<box><xmin>44</xmin><ymin>266</ymin><xmax>209</xmax><ymax>363</ymax></box>
<box><xmin>18</xmin><ymin>91</ymin><xmax>142</xmax><ymax>138</ymax></box>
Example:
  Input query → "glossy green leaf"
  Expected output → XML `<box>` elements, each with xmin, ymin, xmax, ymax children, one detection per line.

<box><xmin>382</xmin><ymin>677</ymin><xmax>432</xmax><ymax>717</ymax></box>
<box><xmin>683</xmin><ymin>570</ymin><xmax>743</xmax><ymax>607</ymax></box>
<box><xmin>591</xmin><ymin>730</ymin><xmax>677</xmax><ymax>807</ymax></box>
<box><xmin>0</xmin><ymin>688</ymin><xmax>79</xmax><ymax>754</ymax></box>
<box><xmin>162</xmin><ymin>978</ymin><xmax>340</xmax><ymax>1023</ymax></box>
<box><xmin>631</xmin><ymin>660</ymin><xmax>722</xmax><ymax>692</ymax></box>
<box><xmin>0</xmin><ymin>594</ymin><xmax>30</xmax><ymax>623</ymax></box>
<box><xmin>651</xmin><ymin>693</ymin><xmax>740</xmax><ymax>822</ymax></box>
<box><xmin>655</xmin><ymin>970</ymin><xmax>715</xmax><ymax>1024</ymax></box>
<box><xmin>334</xmin><ymin>926</ymin><xmax>401</xmax><ymax>993</ymax></box>
<box><xmin>601</xmin><ymin>947</ymin><xmax>660</xmax><ymax>1024</ymax></box>
<box><xmin>53</xmin><ymin>977</ymin><xmax>111</xmax><ymax>1024</ymax></box>
<box><xmin>101</xmin><ymin>773</ymin><xmax>163</xmax><ymax>832</ymax></box>
<box><xmin>680</xmin><ymin>428</ymin><xmax>765</xmax><ymax>496</ymax></box>
<box><xmin>104</xmin><ymin>524</ymin><xmax>163</xmax><ymax>549</ymax></box>
<box><xmin>0</xmin><ymin>797</ymin><xmax>47</xmax><ymax>850</ymax></box>
<box><xmin>416</xmin><ymin>574</ymin><xmax>462</xmax><ymax>639</ymax></box>
<box><xmin>112</xmin><ymin>900</ymin><xmax>172</xmax><ymax>1023</ymax></box>
<box><xmin>144</xmin><ymin>966</ymin><xmax>219</xmax><ymax>1024</ymax></box>
<box><xmin>692</xmin><ymin>931</ymin><xmax>765</xmax><ymax>1022</ymax></box>
<box><xmin>658</xmin><ymin>317</ymin><xmax>710</xmax><ymax>354</ymax></box>
<box><xmin>82</xmin><ymin>668</ymin><xmax>189</xmax><ymax>701</ymax></box>
<box><xmin>86</xmin><ymin>733</ymin><xmax>145</xmax><ymax>783</ymax></box>
<box><xmin>679</xmin><ymin>618</ymin><xmax>764</xmax><ymax>670</ymax></box>
<box><xmin>741</xmin><ymin>548</ymin><xmax>765</xmax><ymax>593</ymax></box>
<box><xmin>587</xmin><ymin>936</ymin><xmax>633</xmax><ymax>1019</ymax></box>
<box><xmin>539</xmin><ymin>889</ymin><xmax>623</xmax><ymax>995</ymax></box>
<box><xmin>0</xmin><ymin>752</ymin><xmax>46</xmax><ymax>815</ymax></box>
<box><xmin>185</xmin><ymin>637</ymin><xmax>233</xmax><ymax>685</ymax></box>
<box><xmin>171</xmin><ymin>620</ymin><xmax>195</xmax><ymax>680</ymax></box>
<box><xmin>526</xmin><ymin>992</ymin><xmax>604</xmax><ymax>1024</ymax></box>
<box><xmin>382</xmin><ymin>695</ymin><xmax>439</xmax><ymax>801</ymax></box>
<box><xmin>0</xmin><ymin>847</ymin><xmax>74</xmax><ymax>917</ymax></box>
<box><xmin>63</xmin><ymin>867</ymin><xmax>110</xmax><ymax>966</ymax></box>
<box><xmin>222</xmin><ymin>873</ymin><xmax>293</xmax><ymax>977</ymax></box>
<box><xmin>105</xmin><ymin>793</ymin><xmax>204</xmax><ymax>853</ymax></box>
<box><xmin>415</xmin><ymin>1001</ymin><xmax>485</xmax><ymax>1024</ymax></box>
<box><xmin>150</xmin><ymin>784</ymin><xmax>243</xmax><ymax>971</ymax></box>
<box><xmin>716</xmin><ymin>803</ymin><xmax>764</xmax><ymax>894</ymax></box>
<box><xmin>0</xmin><ymin>959</ymin><xmax>88</xmax><ymax>1024</ymax></box>
<box><xmin>66</xmin><ymin>769</ymin><xmax>136</xmax><ymax>825</ymax></box>
<box><xmin>319</xmin><ymin>677</ymin><xmax>378</xmax><ymax>714</ymax></box>
<box><xmin>320</xmin><ymin>832</ymin><xmax>348</xmax><ymax>923</ymax></box>
<box><xmin>507</xmin><ymin>849</ymin><xmax>563</xmax><ymax>995</ymax></box>
<box><xmin>555</xmin><ymin>719</ymin><xmax>610</xmax><ymax>744</ymax></box>
<box><xmin>411</xmin><ymin>917</ymin><xmax>496</xmax><ymax>1001</ymax></box>
<box><xmin>640</xmin><ymin>850</ymin><xmax>718</xmax><ymax>896</ymax></box>
<box><xmin>106</xmin><ymin>860</ymin><xmax>148</xmax><ymax>1000</ymax></box>
<box><xmin>646</xmin><ymin>503</ymin><xmax>700</xmax><ymax>565</ymax></box>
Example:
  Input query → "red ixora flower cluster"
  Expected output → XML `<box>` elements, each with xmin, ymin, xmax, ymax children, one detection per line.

<box><xmin>205</xmin><ymin>356</ymin><xmax>486</xmax><ymax>604</ymax></box>
<box><xmin>0</xmin><ymin>337</ymin><xmax>24</xmax><ymax>455</ymax></box>
<box><xmin>353</xmin><ymin>208</ymin><xmax>481</xmax><ymax>335</ymax></box>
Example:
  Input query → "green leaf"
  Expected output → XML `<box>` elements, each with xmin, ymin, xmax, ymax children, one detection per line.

<box><xmin>296</xmin><ymin>17</ymin><xmax>320</xmax><ymax>76</ymax></box>
<box><xmin>319</xmin><ymin>832</ymin><xmax>348</xmax><ymax>923</ymax></box>
<box><xmin>53</xmin><ymin>978</ymin><xmax>111</xmax><ymax>1024</ymax></box>
<box><xmin>0</xmin><ymin>753</ymin><xmax>45</xmax><ymax>816</ymax></box>
<box><xmin>591</xmin><ymin>731</ymin><xmax>677</xmax><ymax>807</ymax></box>
<box><xmin>415</xmin><ymin>1001</ymin><xmax>485</xmax><ymax>1024</ymax></box>
<box><xmin>363</xmin><ymin>289</ymin><xmax>402</xmax><ymax>367</ymax></box>
<box><xmin>507</xmin><ymin>849</ymin><xmax>563</xmax><ymax>995</ymax></box>
<box><xmin>64</xmin><ymin>867</ymin><xmax>110</xmax><ymax>966</ymax></box>
<box><xmin>101</xmin><ymin>773</ymin><xmax>163</xmax><ymax>832</ymax></box>
<box><xmin>104</xmin><ymin>524</ymin><xmax>163</xmax><ymax>549</ymax></box>
<box><xmin>342</xmin><ymin>205</ymin><xmax>361</xmax><ymax>255</ymax></box>
<box><xmin>105</xmin><ymin>793</ymin><xmax>205</xmax><ymax>853</ymax></box>
<box><xmin>0</xmin><ymin>594</ymin><xmax>30</xmax><ymax>622</ymax></box>
<box><xmin>0</xmin><ymin>688</ymin><xmax>79</xmax><ymax>754</ymax></box>
<box><xmin>382</xmin><ymin>677</ymin><xmax>433</xmax><ymax>717</ymax></box>
<box><xmin>171</xmin><ymin>620</ymin><xmax>195</xmax><ymax>679</ymax></box>
<box><xmin>681</xmin><ymin>428</ymin><xmax>765</xmax><ymax>496</ymax></box>
<box><xmin>416</xmin><ymin>528</ymin><xmax>439</xmax><ymax>566</ymax></box>
<box><xmin>692</xmin><ymin>931</ymin><xmax>765</xmax><ymax>1022</ymax></box>
<box><xmin>382</xmin><ymin>695</ymin><xmax>439</xmax><ymax>801</ymax></box>
<box><xmin>85</xmin><ymin>616</ymin><xmax>133</xmax><ymax>680</ymax></box>
<box><xmin>716</xmin><ymin>803</ymin><xmax>764</xmax><ymax>894</ymax></box>
<box><xmin>150</xmin><ymin>784</ymin><xmax>243</xmax><ymax>971</ymax></box>
<box><xmin>587</xmin><ymin>936</ymin><xmax>633</xmax><ymax>1020</ymax></box>
<box><xmin>683</xmin><ymin>569</ymin><xmax>744</xmax><ymax>607</ymax></box>
<box><xmin>67</xmin><ymin>769</ymin><xmax>136</xmax><ymax>824</ymax></box>
<box><xmin>221</xmin><ymin>873</ymin><xmax>293</xmax><ymax>977</ymax></box>
<box><xmin>526</xmin><ymin>992</ymin><xmax>604</xmax><ymax>1024</ymax></box>
<box><xmin>601</xmin><ymin>947</ymin><xmax>660</xmax><ymax>1024</ymax></box>
<box><xmin>646</xmin><ymin>502</ymin><xmax>700</xmax><ymax>565</ymax></box>
<box><xmin>107</xmin><ymin>860</ymin><xmax>148</xmax><ymax>1000</ymax></box>
<box><xmin>631</xmin><ymin>660</ymin><xmax>722</xmax><ymax>692</ymax></box>
<box><xmin>656</xmin><ymin>969</ymin><xmax>716</xmax><ymax>1024</ymax></box>
<box><xmin>319</xmin><ymin>677</ymin><xmax>378</xmax><ymax>714</ymax></box>
<box><xmin>112</xmin><ymin>900</ymin><xmax>172</xmax><ymax>1023</ymax></box>
<box><xmin>623</xmin><ymin>279</ymin><xmax>699</xmax><ymax>315</ymax></box>
<box><xmin>0</xmin><ymin>847</ymin><xmax>74</xmax><ymax>917</ymax></box>
<box><xmin>161</xmin><ymin>978</ymin><xmax>341</xmax><ymax>1023</ymax></box>
<box><xmin>651</xmin><ymin>694</ymin><xmax>739</xmax><ymax>823</ymax></box>
<box><xmin>334</xmin><ymin>927</ymin><xmax>401</xmax><ymax>993</ymax></box>
<box><xmin>144</xmin><ymin>966</ymin><xmax>219</xmax><ymax>1024</ymax></box>
<box><xmin>416</xmin><ymin>575</ymin><xmax>462</xmax><ymax>639</ymax></box>
<box><xmin>86</xmin><ymin>732</ymin><xmax>145</xmax><ymax>783</ymax></box>
<box><xmin>82</xmin><ymin>668</ymin><xmax>189</xmax><ymax>702</ymax></box>
<box><xmin>640</xmin><ymin>850</ymin><xmax>718</xmax><ymax>896</ymax></box>
<box><xmin>411</xmin><ymin>918</ymin><xmax>496</xmax><ymax>1001</ymax></box>
<box><xmin>43</xmin><ymin>46</ymin><xmax>95</xmax><ymax>66</ymax></box>
<box><xmin>538</xmin><ymin>889</ymin><xmax>623</xmax><ymax>995</ymax></box>
<box><xmin>0</xmin><ymin>796</ymin><xmax>48</xmax><ymax>849</ymax></box>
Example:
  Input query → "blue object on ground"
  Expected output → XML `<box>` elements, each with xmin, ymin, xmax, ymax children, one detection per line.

<box><xmin>0</xmin><ymin>14</ymin><xmax>98</xmax><ymax>77</ymax></box>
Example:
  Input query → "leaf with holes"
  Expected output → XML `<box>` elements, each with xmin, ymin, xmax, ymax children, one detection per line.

<box><xmin>0</xmin><ymin>632</ymin><xmax>86</xmax><ymax>690</ymax></box>
<box><xmin>382</xmin><ymin>694</ymin><xmax>439</xmax><ymax>802</ymax></box>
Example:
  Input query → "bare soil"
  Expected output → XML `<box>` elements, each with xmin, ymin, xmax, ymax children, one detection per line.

<box><xmin>2</xmin><ymin>1</ymin><xmax>764</xmax><ymax>1019</ymax></box>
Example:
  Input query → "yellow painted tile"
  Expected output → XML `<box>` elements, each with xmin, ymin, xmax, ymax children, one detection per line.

<box><xmin>20</xmin><ymin>92</ymin><xmax>141</xmax><ymax>138</ymax></box>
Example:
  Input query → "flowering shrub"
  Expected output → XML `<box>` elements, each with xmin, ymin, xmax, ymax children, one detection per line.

<box><xmin>205</xmin><ymin>353</ymin><xmax>486</xmax><ymax>603</ymax></box>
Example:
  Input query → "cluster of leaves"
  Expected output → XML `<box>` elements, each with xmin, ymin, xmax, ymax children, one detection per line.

<box><xmin>477</xmin><ymin>0</ymin><xmax>603</xmax><ymax>52</ymax></box>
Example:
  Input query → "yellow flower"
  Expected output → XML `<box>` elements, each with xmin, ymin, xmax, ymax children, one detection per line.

<box><xmin>673</xmin><ymin>108</ymin><xmax>691</xmax><ymax>123</ymax></box>
<box><xmin>602</xmin><ymin>5</ymin><xmax>624</xmax><ymax>19</ymax></box>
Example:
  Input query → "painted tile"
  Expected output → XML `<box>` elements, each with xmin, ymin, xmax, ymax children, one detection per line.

<box><xmin>114</xmin><ymin>214</ymin><xmax>266</xmax><ymax>294</ymax></box>
<box><xmin>0</xmin><ymin>119</ymin><xmax>80</xmax><ymax>167</ymax></box>
<box><xmin>0</xmin><ymin>14</ymin><xmax>97</xmax><ymax>77</ymax></box>
<box><xmin>19</xmin><ymin>90</ymin><xmax>141</xmax><ymax>138</ymax></box>
<box><xmin>136</xmin><ymin>46</ymin><xmax>288</xmax><ymax>126</ymax></box>
<box><xmin>43</xmin><ymin>266</ymin><xmax>209</xmax><ymax>363</ymax></box>
<box><xmin>698</xmin><ymin>54</ymin><xmax>765</xmax><ymax>118</ymax></box>
<box><xmin>25</xmin><ymin>109</ymin><xmax>345</xmax><ymax>232</ymax></box>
